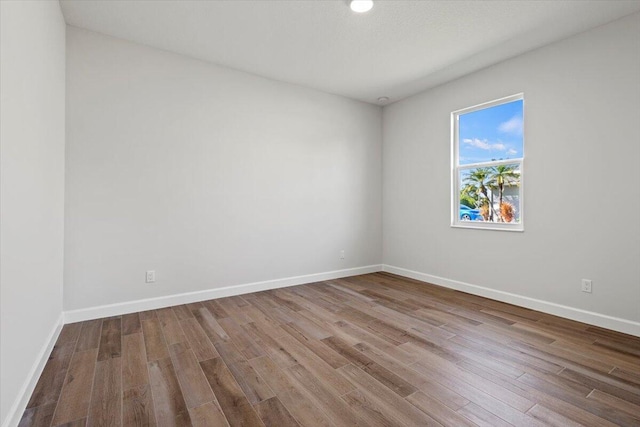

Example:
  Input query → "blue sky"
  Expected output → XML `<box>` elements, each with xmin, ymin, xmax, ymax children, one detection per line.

<box><xmin>458</xmin><ymin>99</ymin><xmax>523</xmax><ymax>165</ymax></box>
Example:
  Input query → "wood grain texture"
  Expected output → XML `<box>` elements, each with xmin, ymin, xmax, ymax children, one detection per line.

<box><xmin>200</xmin><ymin>357</ymin><xmax>264</xmax><ymax>427</ymax></box>
<box><xmin>97</xmin><ymin>317</ymin><xmax>122</xmax><ymax>361</ymax></box>
<box><xmin>51</xmin><ymin>349</ymin><xmax>98</xmax><ymax>426</ymax></box>
<box><xmin>19</xmin><ymin>403</ymin><xmax>56</xmax><ymax>427</ymax></box>
<box><xmin>179</xmin><ymin>318</ymin><xmax>219</xmax><ymax>362</ymax></box>
<box><xmin>148</xmin><ymin>357</ymin><xmax>191</xmax><ymax>426</ymax></box>
<box><xmin>188</xmin><ymin>402</ymin><xmax>228</xmax><ymax>427</ymax></box>
<box><xmin>20</xmin><ymin>272</ymin><xmax>640</xmax><ymax>427</ymax></box>
<box><xmin>168</xmin><ymin>342</ymin><xmax>215</xmax><ymax>409</ymax></box>
<box><xmin>122</xmin><ymin>313</ymin><xmax>141</xmax><ymax>336</ymax></box>
<box><xmin>87</xmin><ymin>357</ymin><xmax>122</xmax><ymax>427</ymax></box>
<box><xmin>122</xmin><ymin>333</ymin><xmax>149</xmax><ymax>390</ymax></box>
<box><xmin>253</xmin><ymin>397</ymin><xmax>299</xmax><ymax>427</ymax></box>
<box><xmin>142</xmin><ymin>318</ymin><xmax>169</xmax><ymax>362</ymax></box>
<box><xmin>75</xmin><ymin>320</ymin><xmax>102</xmax><ymax>352</ymax></box>
<box><xmin>123</xmin><ymin>385</ymin><xmax>156</xmax><ymax>427</ymax></box>
<box><xmin>27</xmin><ymin>340</ymin><xmax>77</xmax><ymax>409</ymax></box>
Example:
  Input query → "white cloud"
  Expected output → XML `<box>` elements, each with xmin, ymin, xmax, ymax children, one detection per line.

<box><xmin>463</xmin><ymin>138</ymin><xmax>508</xmax><ymax>151</ymax></box>
<box><xmin>498</xmin><ymin>116</ymin><xmax>523</xmax><ymax>136</ymax></box>
<box><xmin>507</xmin><ymin>148</ymin><xmax>518</xmax><ymax>155</ymax></box>
<box><xmin>463</xmin><ymin>138</ymin><xmax>490</xmax><ymax>150</ymax></box>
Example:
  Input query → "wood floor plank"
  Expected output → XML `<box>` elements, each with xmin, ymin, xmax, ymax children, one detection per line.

<box><xmin>157</xmin><ymin>307</ymin><xmax>188</xmax><ymax>346</ymax></box>
<box><xmin>142</xmin><ymin>318</ymin><xmax>169</xmax><ymax>362</ymax></box>
<box><xmin>356</xmin><ymin>342</ymin><xmax>471</xmax><ymax>410</ymax></box>
<box><xmin>242</xmin><ymin>323</ymin><xmax>298</xmax><ymax>369</ymax></box>
<box><xmin>249</xmin><ymin>356</ymin><xmax>333</xmax><ymax>427</ymax></box>
<box><xmin>51</xmin><ymin>349</ymin><xmax>99</xmax><ymax>426</ymax></box>
<box><xmin>193</xmin><ymin>307</ymin><xmax>230</xmax><ymax>343</ymax></box>
<box><xmin>322</xmin><ymin>335</ymin><xmax>417</xmax><ymax>397</ymax></box>
<box><xmin>188</xmin><ymin>402</ymin><xmax>229</xmax><ymax>427</ymax></box>
<box><xmin>407</xmin><ymin>391</ymin><xmax>479</xmax><ymax>427</ymax></box>
<box><xmin>27</xmin><ymin>340</ymin><xmax>77</xmax><ymax>408</ymax></box>
<box><xmin>58</xmin><ymin>323</ymin><xmax>85</xmax><ymax>345</ymax></box>
<box><xmin>123</xmin><ymin>384</ymin><xmax>156</xmax><ymax>427</ymax></box>
<box><xmin>54</xmin><ymin>418</ymin><xmax>88</xmax><ymax>427</ymax></box>
<box><xmin>202</xmin><ymin>299</ymin><xmax>230</xmax><ymax>320</ymax></box>
<box><xmin>559</xmin><ymin>367</ymin><xmax>640</xmax><ymax>404</ymax></box>
<box><xmin>333</xmin><ymin>320</ymin><xmax>416</xmax><ymax>364</ymax></box>
<box><xmin>254</xmin><ymin>397</ymin><xmax>299</xmax><ymax>427</ymax></box>
<box><xmin>227</xmin><ymin>360</ymin><xmax>275</xmax><ymax>405</ymax></box>
<box><xmin>22</xmin><ymin>273</ymin><xmax>640</xmax><ymax>427</ymax></box>
<box><xmin>122</xmin><ymin>333</ymin><xmax>149</xmax><ymax>390</ymax></box>
<box><xmin>148</xmin><ymin>357</ymin><xmax>191</xmax><ymax>426</ymax></box>
<box><xmin>336</xmin><ymin>363</ymin><xmax>443</xmax><ymax>426</ymax></box>
<box><xmin>459</xmin><ymin>359</ymin><xmax>621</xmax><ymax>427</ymax></box>
<box><xmin>411</xmin><ymin>360</ymin><xmax>543</xmax><ymax>426</ymax></box>
<box><xmin>122</xmin><ymin>313</ymin><xmax>141</xmax><ymax>335</ymax></box>
<box><xmin>457</xmin><ymin>402</ymin><xmax>512</xmax><ymax>427</ymax></box>
<box><xmin>285</xmin><ymin>363</ymin><xmax>362</xmax><ymax>426</ymax></box>
<box><xmin>200</xmin><ymin>357</ymin><xmax>264</xmax><ymax>427</ymax></box>
<box><xmin>519</xmin><ymin>372</ymin><xmax>639</xmax><ymax>426</ymax></box>
<box><xmin>213</xmin><ymin>340</ymin><xmax>247</xmax><ymax>367</ymax></box>
<box><xmin>217</xmin><ymin>317</ymin><xmax>265</xmax><ymax>360</ymax></box>
<box><xmin>97</xmin><ymin>317</ymin><xmax>122</xmax><ymax>361</ymax></box>
<box><xmin>87</xmin><ymin>357</ymin><xmax>122</xmax><ymax>427</ymax></box>
<box><xmin>172</xmin><ymin>305</ymin><xmax>195</xmax><ymax>321</ymax></box>
<box><xmin>179</xmin><ymin>317</ymin><xmax>219</xmax><ymax>361</ymax></box>
<box><xmin>411</xmin><ymin>346</ymin><xmax>536</xmax><ymax>412</ymax></box>
<box><xmin>587</xmin><ymin>389</ymin><xmax>640</xmax><ymax>420</ymax></box>
<box><xmin>18</xmin><ymin>403</ymin><xmax>56</xmax><ymax>427</ymax></box>
<box><xmin>139</xmin><ymin>310</ymin><xmax>157</xmax><ymax>321</ymax></box>
<box><xmin>168</xmin><ymin>342</ymin><xmax>215</xmax><ymax>408</ymax></box>
<box><xmin>75</xmin><ymin>320</ymin><xmax>103</xmax><ymax>352</ymax></box>
<box><xmin>526</xmin><ymin>404</ymin><xmax>585</xmax><ymax>427</ymax></box>
<box><xmin>273</xmin><ymin>333</ymin><xmax>355</xmax><ymax>395</ymax></box>
<box><xmin>340</xmin><ymin>389</ymin><xmax>404</xmax><ymax>427</ymax></box>
<box><xmin>611</xmin><ymin>367</ymin><xmax>640</xmax><ymax>385</ymax></box>
<box><xmin>280</xmin><ymin>323</ymin><xmax>349</xmax><ymax>369</ymax></box>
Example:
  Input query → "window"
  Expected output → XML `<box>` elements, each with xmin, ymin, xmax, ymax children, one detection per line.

<box><xmin>451</xmin><ymin>94</ymin><xmax>524</xmax><ymax>231</ymax></box>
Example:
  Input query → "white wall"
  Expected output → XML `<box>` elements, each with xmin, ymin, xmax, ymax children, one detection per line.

<box><xmin>0</xmin><ymin>1</ymin><xmax>66</xmax><ymax>424</ymax></box>
<box><xmin>383</xmin><ymin>13</ymin><xmax>640</xmax><ymax>327</ymax></box>
<box><xmin>65</xmin><ymin>27</ymin><xmax>382</xmax><ymax>312</ymax></box>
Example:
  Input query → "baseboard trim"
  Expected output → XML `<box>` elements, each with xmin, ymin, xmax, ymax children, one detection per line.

<box><xmin>64</xmin><ymin>264</ymin><xmax>383</xmax><ymax>323</ymax></box>
<box><xmin>382</xmin><ymin>264</ymin><xmax>640</xmax><ymax>337</ymax></box>
<box><xmin>2</xmin><ymin>313</ymin><xmax>64</xmax><ymax>427</ymax></box>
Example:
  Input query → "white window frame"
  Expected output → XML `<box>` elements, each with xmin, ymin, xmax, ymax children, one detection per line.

<box><xmin>451</xmin><ymin>93</ymin><xmax>524</xmax><ymax>232</ymax></box>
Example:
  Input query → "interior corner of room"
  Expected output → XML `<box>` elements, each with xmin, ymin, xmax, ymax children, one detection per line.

<box><xmin>1</xmin><ymin>1</ymin><xmax>639</xmax><ymax>427</ymax></box>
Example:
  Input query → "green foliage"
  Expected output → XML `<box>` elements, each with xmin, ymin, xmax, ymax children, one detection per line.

<box><xmin>460</xmin><ymin>192</ymin><xmax>476</xmax><ymax>208</ymax></box>
<box><xmin>461</xmin><ymin>164</ymin><xmax>520</xmax><ymax>222</ymax></box>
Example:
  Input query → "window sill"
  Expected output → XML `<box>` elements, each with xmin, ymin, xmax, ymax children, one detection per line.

<box><xmin>451</xmin><ymin>223</ymin><xmax>524</xmax><ymax>232</ymax></box>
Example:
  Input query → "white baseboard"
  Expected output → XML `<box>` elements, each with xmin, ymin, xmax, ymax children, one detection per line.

<box><xmin>2</xmin><ymin>313</ymin><xmax>64</xmax><ymax>427</ymax></box>
<box><xmin>64</xmin><ymin>264</ymin><xmax>383</xmax><ymax>323</ymax></box>
<box><xmin>382</xmin><ymin>264</ymin><xmax>640</xmax><ymax>337</ymax></box>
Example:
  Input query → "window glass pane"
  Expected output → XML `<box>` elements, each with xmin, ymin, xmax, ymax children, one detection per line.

<box><xmin>459</xmin><ymin>163</ymin><xmax>521</xmax><ymax>223</ymax></box>
<box><xmin>459</xmin><ymin>99</ymin><xmax>523</xmax><ymax>165</ymax></box>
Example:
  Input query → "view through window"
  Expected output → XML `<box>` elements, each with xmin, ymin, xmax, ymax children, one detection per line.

<box><xmin>452</xmin><ymin>94</ymin><xmax>524</xmax><ymax>230</ymax></box>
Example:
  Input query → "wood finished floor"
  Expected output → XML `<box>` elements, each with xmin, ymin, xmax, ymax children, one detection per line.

<box><xmin>20</xmin><ymin>272</ymin><xmax>640</xmax><ymax>427</ymax></box>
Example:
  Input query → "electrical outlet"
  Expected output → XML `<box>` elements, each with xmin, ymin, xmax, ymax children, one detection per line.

<box><xmin>146</xmin><ymin>270</ymin><xmax>156</xmax><ymax>283</ymax></box>
<box><xmin>581</xmin><ymin>279</ymin><xmax>592</xmax><ymax>293</ymax></box>
<box><xmin>340</xmin><ymin>250</ymin><xmax>345</xmax><ymax>259</ymax></box>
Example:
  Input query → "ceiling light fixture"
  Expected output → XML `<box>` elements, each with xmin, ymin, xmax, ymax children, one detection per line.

<box><xmin>350</xmin><ymin>0</ymin><xmax>373</xmax><ymax>13</ymax></box>
<box><xmin>377</xmin><ymin>97</ymin><xmax>389</xmax><ymax>103</ymax></box>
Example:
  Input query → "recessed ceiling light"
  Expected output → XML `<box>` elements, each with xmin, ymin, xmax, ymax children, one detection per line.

<box><xmin>350</xmin><ymin>0</ymin><xmax>373</xmax><ymax>13</ymax></box>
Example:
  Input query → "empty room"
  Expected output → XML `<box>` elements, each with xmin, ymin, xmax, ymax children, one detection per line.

<box><xmin>2</xmin><ymin>0</ymin><xmax>640</xmax><ymax>426</ymax></box>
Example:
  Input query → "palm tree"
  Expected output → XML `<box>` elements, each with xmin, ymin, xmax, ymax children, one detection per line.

<box><xmin>462</xmin><ymin>167</ymin><xmax>498</xmax><ymax>220</ymax></box>
<box><xmin>489</xmin><ymin>164</ymin><xmax>520</xmax><ymax>221</ymax></box>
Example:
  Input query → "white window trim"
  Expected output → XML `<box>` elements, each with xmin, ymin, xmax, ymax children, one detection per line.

<box><xmin>451</xmin><ymin>93</ymin><xmax>525</xmax><ymax>232</ymax></box>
